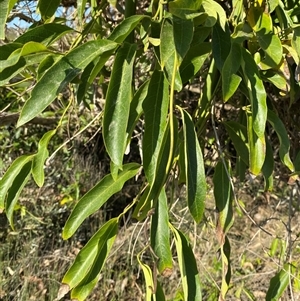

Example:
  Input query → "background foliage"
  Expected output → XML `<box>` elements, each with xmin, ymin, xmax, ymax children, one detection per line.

<box><xmin>1</xmin><ymin>0</ymin><xmax>300</xmax><ymax>300</ymax></box>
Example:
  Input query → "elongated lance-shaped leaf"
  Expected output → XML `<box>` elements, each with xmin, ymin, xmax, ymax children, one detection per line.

<box><xmin>246</xmin><ymin>110</ymin><xmax>266</xmax><ymax>176</ymax></box>
<box><xmin>61</xmin><ymin>218</ymin><xmax>118</xmax><ymax>294</ymax></box>
<box><xmin>173</xmin><ymin>16</ymin><xmax>193</xmax><ymax>65</ymax></box>
<box><xmin>38</xmin><ymin>0</ymin><xmax>61</xmax><ymax>20</ymax></box>
<box><xmin>103</xmin><ymin>43</ymin><xmax>137</xmax><ymax>169</ymax></box>
<box><xmin>160</xmin><ymin>19</ymin><xmax>182</xmax><ymax>91</ymax></box>
<box><xmin>0</xmin><ymin>52</ymin><xmax>49</xmax><ymax>86</ymax></box>
<box><xmin>266</xmin><ymin>263</ymin><xmax>295</xmax><ymax>301</ymax></box>
<box><xmin>267</xmin><ymin>110</ymin><xmax>294</xmax><ymax>172</ymax></box>
<box><xmin>262</xmin><ymin>136</ymin><xmax>274</xmax><ymax>191</ymax></box>
<box><xmin>0</xmin><ymin>0</ymin><xmax>17</xmax><ymax>39</ymax></box>
<box><xmin>126</xmin><ymin>80</ymin><xmax>149</xmax><ymax>143</ymax></box>
<box><xmin>212</xmin><ymin>22</ymin><xmax>231</xmax><ymax>72</ymax></box>
<box><xmin>0</xmin><ymin>155</ymin><xmax>34</xmax><ymax>210</ymax></box>
<box><xmin>62</xmin><ymin>163</ymin><xmax>140</xmax><ymax>239</ymax></box>
<box><xmin>222</xmin><ymin>42</ymin><xmax>242</xmax><ymax>101</ymax></box>
<box><xmin>70</xmin><ymin>219</ymin><xmax>118</xmax><ymax>300</ymax></box>
<box><xmin>180</xmin><ymin>108</ymin><xmax>206</xmax><ymax>223</ymax></box>
<box><xmin>150</xmin><ymin>188</ymin><xmax>173</xmax><ymax>275</ymax></box>
<box><xmin>108</xmin><ymin>15</ymin><xmax>147</xmax><ymax>43</ymax></box>
<box><xmin>169</xmin><ymin>223</ymin><xmax>202</xmax><ymax>301</ymax></box>
<box><xmin>143</xmin><ymin>118</ymin><xmax>178</xmax><ymax>216</ymax></box>
<box><xmin>77</xmin><ymin>0</ymin><xmax>88</xmax><ymax>23</ymax></box>
<box><xmin>213</xmin><ymin>161</ymin><xmax>234</xmax><ymax>240</ymax></box>
<box><xmin>32</xmin><ymin>129</ymin><xmax>57</xmax><ymax>187</ymax></box>
<box><xmin>219</xmin><ymin>237</ymin><xmax>231</xmax><ymax>300</ymax></box>
<box><xmin>180</xmin><ymin>42</ymin><xmax>211</xmax><ymax>84</ymax></box>
<box><xmin>15</xmin><ymin>23</ymin><xmax>73</xmax><ymax>46</ymax></box>
<box><xmin>202</xmin><ymin>0</ymin><xmax>227</xmax><ymax>29</ymax></box>
<box><xmin>5</xmin><ymin>161</ymin><xmax>32</xmax><ymax>229</ymax></box>
<box><xmin>0</xmin><ymin>42</ymin><xmax>49</xmax><ymax>72</ymax></box>
<box><xmin>142</xmin><ymin>70</ymin><xmax>169</xmax><ymax>184</ymax></box>
<box><xmin>17</xmin><ymin>39</ymin><xmax>118</xmax><ymax>127</ymax></box>
<box><xmin>241</xmin><ymin>48</ymin><xmax>267</xmax><ymax>139</ymax></box>
<box><xmin>137</xmin><ymin>250</ymin><xmax>156</xmax><ymax>301</ymax></box>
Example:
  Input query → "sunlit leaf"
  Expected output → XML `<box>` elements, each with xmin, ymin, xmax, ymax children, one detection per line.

<box><xmin>137</xmin><ymin>251</ymin><xmax>156</xmax><ymax>301</ymax></box>
<box><xmin>62</xmin><ymin>163</ymin><xmax>140</xmax><ymax>239</ymax></box>
<box><xmin>266</xmin><ymin>263</ymin><xmax>294</xmax><ymax>301</ymax></box>
<box><xmin>169</xmin><ymin>224</ymin><xmax>202</xmax><ymax>301</ymax></box>
<box><xmin>70</xmin><ymin>219</ymin><xmax>118</xmax><ymax>300</ymax></box>
<box><xmin>241</xmin><ymin>48</ymin><xmax>267</xmax><ymax>139</ymax></box>
<box><xmin>17</xmin><ymin>39</ymin><xmax>118</xmax><ymax>127</ymax></box>
<box><xmin>0</xmin><ymin>155</ymin><xmax>34</xmax><ymax>210</ymax></box>
<box><xmin>6</xmin><ymin>161</ymin><xmax>32</xmax><ymax>229</ymax></box>
<box><xmin>109</xmin><ymin>15</ymin><xmax>147</xmax><ymax>43</ymax></box>
<box><xmin>62</xmin><ymin>218</ymin><xmax>118</xmax><ymax>291</ymax></box>
<box><xmin>0</xmin><ymin>0</ymin><xmax>18</xmax><ymax>40</ymax></box>
<box><xmin>0</xmin><ymin>42</ymin><xmax>49</xmax><ymax>72</ymax></box>
<box><xmin>32</xmin><ymin>129</ymin><xmax>57</xmax><ymax>187</ymax></box>
<box><xmin>202</xmin><ymin>0</ymin><xmax>226</xmax><ymax>29</ymax></box>
<box><xmin>103</xmin><ymin>43</ymin><xmax>137</xmax><ymax>169</ymax></box>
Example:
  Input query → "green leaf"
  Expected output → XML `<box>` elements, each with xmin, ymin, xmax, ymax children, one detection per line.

<box><xmin>180</xmin><ymin>108</ymin><xmax>206</xmax><ymax>223</ymax></box>
<box><xmin>160</xmin><ymin>19</ymin><xmax>182</xmax><ymax>91</ymax></box>
<box><xmin>262</xmin><ymin>136</ymin><xmax>274</xmax><ymax>191</ymax></box>
<box><xmin>137</xmin><ymin>251</ymin><xmax>156</xmax><ymax>301</ymax></box>
<box><xmin>173</xmin><ymin>17</ymin><xmax>194</xmax><ymax>64</ymax></box>
<box><xmin>292</xmin><ymin>26</ymin><xmax>300</xmax><ymax>62</ymax></box>
<box><xmin>262</xmin><ymin>70</ymin><xmax>287</xmax><ymax>91</ymax></box>
<box><xmin>77</xmin><ymin>0</ymin><xmax>88</xmax><ymax>23</ymax></box>
<box><xmin>241</xmin><ymin>48</ymin><xmax>267</xmax><ymax>139</ymax></box>
<box><xmin>212</xmin><ymin>22</ymin><xmax>231</xmax><ymax>71</ymax></box>
<box><xmin>0</xmin><ymin>0</ymin><xmax>18</xmax><ymax>39</ymax></box>
<box><xmin>70</xmin><ymin>219</ymin><xmax>118</xmax><ymax>300</ymax></box>
<box><xmin>266</xmin><ymin>263</ymin><xmax>294</xmax><ymax>301</ymax></box>
<box><xmin>151</xmin><ymin>188</ymin><xmax>173</xmax><ymax>275</ymax></box>
<box><xmin>257</xmin><ymin>33</ymin><xmax>283</xmax><ymax>69</ymax></box>
<box><xmin>0</xmin><ymin>155</ymin><xmax>34</xmax><ymax>210</ymax></box>
<box><xmin>62</xmin><ymin>163</ymin><xmax>140</xmax><ymax>239</ymax></box>
<box><xmin>169</xmin><ymin>224</ymin><xmax>202</xmax><ymax>301</ymax></box>
<box><xmin>32</xmin><ymin>129</ymin><xmax>57</xmax><ymax>187</ymax></box>
<box><xmin>168</xmin><ymin>0</ymin><xmax>204</xmax><ymax>19</ymax></box>
<box><xmin>202</xmin><ymin>0</ymin><xmax>227</xmax><ymax>30</ymax></box>
<box><xmin>126</xmin><ymin>80</ymin><xmax>149</xmax><ymax>142</ymax></box>
<box><xmin>213</xmin><ymin>161</ymin><xmax>234</xmax><ymax>236</ymax></box>
<box><xmin>222</xmin><ymin>42</ymin><xmax>242</xmax><ymax>101</ymax></box>
<box><xmin>38</xmin><ymin>0</ymin><xmax>61</xmax><ymax>20</ymax></box>
<box><xmin>62</xmin><ymin>218</ymin><xmax>118</xmax><ymax>291</ymax></box>
<box><xmin>108</xmin><ymin>15</ymin><xmax>146</xmax><ymax>43</ymax></box>
<box><xmin>103</xmin><ymin>43</ymin><xmax>137</xmax><ymax>168</ymax></box>
<box><xmin>180</xmin><ymin>42</ymin><xmax>211</xmax><ymax>84</ymax></box>
<box><xmin>15</xmin><ymin>23</ymin><xmax>73</xmax><ymax>46</ymax></box>
<box><xmin>224</xmin><ymin>121</ymin><xmax>249</xmax><ymax>165</ymax></box>
<box><xmin>267</xmin><ymin>110</ymin><xmax>294</xmax><ymax>172</ymax></box>
<box><xmin>142</xmin><ymin>70</ymin><xmax>169</xmax><ymax>184</ymax></box>
<box><xmin>5</xmin><ymin>161</ymin><xmax>32</xmax><ymax>229</ymax></box>
<box><xmin>0</xmin><ymin>42</ymin><xmax>49</xmax><ymax>72</ymax></box>
<box><xmin>17</xmin><ymin>39</ymin><xmax>118</xmax><ymax>127</ymax></box>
